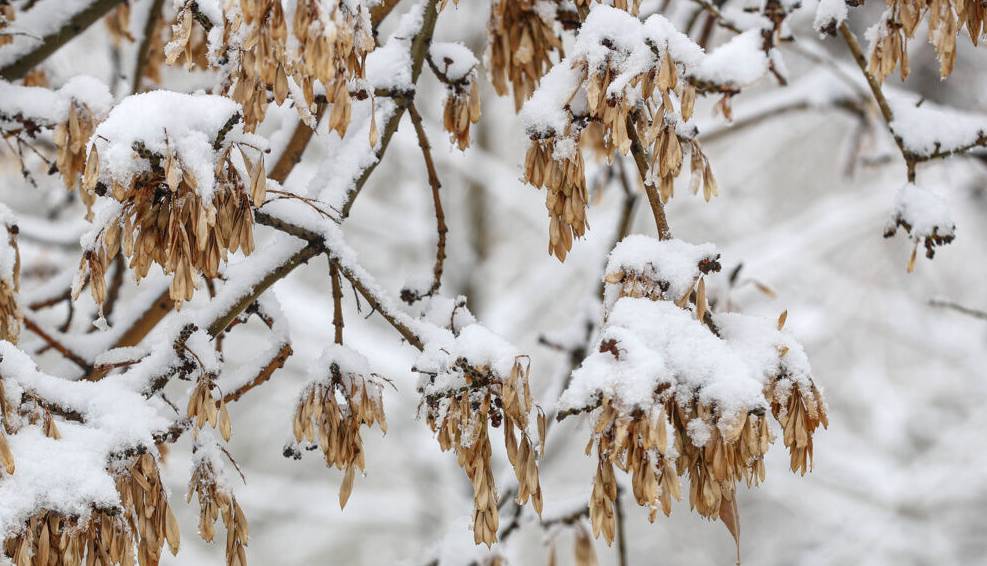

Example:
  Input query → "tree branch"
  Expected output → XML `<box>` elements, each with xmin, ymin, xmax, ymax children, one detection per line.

<box><xmin>0</xmin><ymin>0</ymin><xmax>125</xmax><ymax>80</ymax></box>
<box><xmin>625</xmin><ymin>115</ymin><xmax>673</xmax><ymax>240</ymax></box>
<box><xmin>408</xmin><ymin>102</ymin><xmax>447</xmax><ymax>299</ymax></box>
<box><xmin>131</xmin><ymin>0</ymin><xmax>164</xmax><ymax>94</ymax></box>
<box><xmin>838</xmin><ymin>21</ymin><xmax>916</xmax><ymax>181</ymax></box>
<box><xmin>330</xmin><ymin>258</ymin><xmax>344</xmax><ymax>344</ymax></box>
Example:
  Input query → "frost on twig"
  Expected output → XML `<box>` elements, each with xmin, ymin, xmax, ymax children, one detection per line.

<box><xmin>558</xmin><ymin>236</ymin><xmax>827</xmax><ymax>543</ymax></box>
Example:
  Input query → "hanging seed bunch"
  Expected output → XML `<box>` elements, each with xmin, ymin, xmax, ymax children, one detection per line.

<box><xmin>291</xmin><ymin>346</ymin><xmax>387</xmax><ymax>509</ymax></box>
<box><xmin>883</xmin><ymin>183</ymin><xmax>956</xmax><ymax>272</ymax></box>
<box><xmin>416</xmin><ymin>325</ymin><xmax>544</xmax><ymax>546</ymax></box>
<box><xmin>3</xmin><ymin>510</ymin><xmax>147</xmax><ymax>566</ymax></box>
<box><xmin>163</xmin><ymin>4</ymin><xmax>210</xmax><ymax>72</ymax></box>
<box><xmin>0</xmin><ymin>214</ymin><xmax>21</xmax><ymax>344</ymax></box>
<box><xmin>54</xmin><ymin>100</ymin><xmax>100</xmax><ymax>215</ymax></box>
<box><xmin>521</xmin><ymin>7</ymin><xmax>715</xmax><ymax>260</ymax></box>
<box><xmin>487</xmin><ymin>0</ymin><xmax>564</xmax><ymax>111</ymax></box>
<box><xmin>76</xmin><ymin>92</ymin><xmax>261</xmax><ymax>306</ymax></box>
<box><xmin>289</xmin><ymin>1</ymin><xmax>375</xmax><ymax>136</ymax></box>
<box><xmin>558</xmin><ymin>236</ymin><xmax>827</xmax><ymax>540</ymax></box>
<box><xmin>187</xmin><ymin>452</ymin><xmax>249</xmax><ymax>566</ymax></box>
<box><xmin>188</xmin><ymin>373</ymin><xmax>234</xmax><ymax>442</ymax></box>
<box><xmin>114</xmin><ymin>452</ymin><xmax>181</xmax><ymax>565</ymax></box>
<box><xmin>429</xmin><ymin>43</ymin><xmax>482</xmax><ymax>151</ymax></box>
<box><xmin>8</xmin><ymin>453</ymin><xmax>183</xmax><ymax>566</ymax></box>
<box><xmin>865</xmin><ymin>0</ymin><xmax>984</xmax><ymax>81</ymax></box>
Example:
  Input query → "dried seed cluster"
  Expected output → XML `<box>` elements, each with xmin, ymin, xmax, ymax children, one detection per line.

<box><xmin>187</xmin><ymin>459</ymin><xmax>248</xmax><ymax>566</ymax></box>
<box><xmin>0</xmin><ymin>223</ymin><xmax>21</xmax><ymax>344</ymax></box>
<box><xmin>435</xmin><ymin>63</ymin><xmax>481</xmax><ymax>150</ymax></box>
<box><xmin>168</xmin><ymin>0</ymin><xmax>374</xmax><ymax>133</ymax></box>
<box><xmin>523</xmin><ymin>18</ymin><xmax>715</xmax><ymax>260</ymax></box>
<box><xmin>488</xmin><ymin>0</ymin><xmax>563</xmax><ymax>111</ymax></box>
<box><xmin>421</xmin><ymin>357</ymin><xmax>544</xmax><ymax>546</ymax></box>
<box><xmin>78</xmin><ymin>136</ymin><xmax>260</xmax><ymax>306</ymax></box>
<box><xmin>564</xmin><ymin>239</ymin><xmax>828</xmax><ymax>543</ymax></box>
<box><xmin>54</xmin><ymin>102</ymin><xmax>99</xmax><ymax>216</ymax></box>
<box><xmin>291</xmin><ymin>360</ymin><xmax>387</xmax><ymax>509</ymax></box>
<box><xmin>868</xmin><ymin>0</ymin><xmax>985</xmax><ymax>81</ymax></box>
<box><xmin>188</xmin><ymin>373</ymin><xmax>233</xmax><ymax>442</ymax></box>
<box><xmin>524</xmin><ymin>139</ymin><xmax>588</xmax><ymax>261</ymax></box>
<box><xmin>3</xmin><ymin>453</ymin><xmax>181</xmax><ymax>566</ymax></box>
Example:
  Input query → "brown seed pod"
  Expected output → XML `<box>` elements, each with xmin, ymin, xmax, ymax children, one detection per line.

<box><xmin>291</xmin><ymin>347</ymin><xmax>387</xmax><ymax>509</ymax></box>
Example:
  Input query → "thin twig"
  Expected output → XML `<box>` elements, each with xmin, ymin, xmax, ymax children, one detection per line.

<box><xmin>625</xmin><ymin>115</ymin><xmax>672</xmax><ymax>240</ymax></box>
<box><xmin>330</xmin><ymin>258</ymin><xmax>345</xmax><ymax>344</ymax></box>
<box><xmin>837</xmin><ymin>21</ymin><xmax>916</xmax><ymax>181</ymax></box>
<box><xmin>615</xmin><ymin>486</ymin><xmax>629</xmax><ymax>566</ymax></box>
<box><xmin>929</xmin><ymin>298</ymin><xmax>987</xmax><ymax>321</ymax></box>
<box><xmin>23</xmin><ymin>316</ymin><xmax>90</xmax><ymax>371</ymax></box>
<box><xmin>131</xmin><ymin>0</ymin><xmax>164</xmax><ymax>94</ymax></box>
<box><xmin>408</xmin><ymin>102</ymin><xmax>447</xmax><ymax>298</ymax></box>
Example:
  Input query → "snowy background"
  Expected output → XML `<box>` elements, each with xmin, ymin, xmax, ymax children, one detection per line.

<box><xmin>4</xmin><ymin>0</ymin><xmax>987</xmax><ymax>565</ymax></box>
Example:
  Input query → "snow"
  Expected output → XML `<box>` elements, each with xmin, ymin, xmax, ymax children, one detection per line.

<box><xmin>90</xmin><ymin>91</ymin><xmax>243</xmax><ymax>204</ymax></box>
<box><xmin>0</xmin><ymin>341</ymin><xmax>171</xmax><ymax>538</ymax></box>
<box><xmin>689</xmin><ymin>29</ymin><xmax>769</xmax><ymax>88</ymax></box>
<box><xmin>559</xmin><ymin>297</ymin><xmax>769</xmax><ymax>425</ymax></box>
<box><xmin>520</xmin><ymin>6</ymin><xmax>707</xmax><ymax>137</ymax></box>
<box><xmin>887</xmin><ymin>183</ymin><xmax>956</xmax><ymax>241</ymax></box>
<box><xmin>889</xmin><ymin>95</ymin><xmax>987</xmax><ymax>158</ymax></box>
<box><xmin>0</xmin><ymin>76</ymin><xmax>111</xmax><ymax>126</ymax></box>
<box><xmin>813</xmin><ymin>0</ymin><xmax>848</xmax><ymax>34</ymax></box>
<box><xmin>604</xmin><ymin>235</ymin><xmax>719</xmax><ymax>307</ymax></box>
<box><xmin>416</xmin><ymin>324</ymin><xmax>524</xmax><ymax>396</ymax></box>
<box><xmin>429</xmin><ymin>42</ymin><xmax>477</xmax><ymax>82</ymax></box>
<box><xmin>0</xmin><ymin>0</ymin><xmax>104</xmax><ymax>70</ymax></box>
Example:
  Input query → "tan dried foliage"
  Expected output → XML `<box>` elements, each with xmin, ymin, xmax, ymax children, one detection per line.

<box><xmin>525</xmin><ymin>43</ymin><xmax>715</xmax><ymax>260</ymax></box>
<box><xmin>53</xmin><ymin>102</ymin><xmax>98</xmax><ymax>217</ymax></box>
<box><xmin>168</xmin><ymin>1</ymin><xmax>374</xmax><ymax>134</ymax></box>
<box><xmin>3</xmin><ymin>453</ymin><xmax>179</xmax><ymax>566</ymax></box>
<box><xmin>524</xmin><ymin>139</ymin><xmax>588</xmax><ymax>261</ymax></box>
<box><xmin>77</xmin><ymin>142</ymin><xmax>259</xmax><ymax>306</ymax></box>
<box><xmin>291</xmin><ymin>364</ymin><xmax>387</xmax><ymax>509</ymax></box>
<box><xmin>580</xmin><ymin>254</ymin><xmax>827</xmax><ymax>542</ymax></box>
<box><xmin>443</xmin><ymin>79</ymin><xmax>481</xmax><ymax>151</ymax></box>
<box><xmin>187</xmin><ymin>459</ymin><xmax>248</xmax><ymax>566</ymax></box>
<box><xmin>869</xmin><ymin>0</ymin><xmax>984</xmax><ymax>81</ymax></box>
<box><xmin>188</xmin><ymin>374</ymin><xmax>233</xmax><ymax>442</ymax></box>
<box><xmin>423</xmin><ymin>358</ymin><xmax>543</xmax><ymax>546</ymax></box>
<box><xmin>0</xmin><ymin>226</ymin><xmax>21</xmax><ymax>344</ymax></box>
<box><xmin>488</xmin><ymin>0</ymin><xmax>563</xmax><ymax>111</ymax></box>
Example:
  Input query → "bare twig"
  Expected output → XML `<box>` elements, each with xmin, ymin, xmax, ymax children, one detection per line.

<box><xmin>408</xmin><ymin>102</ymin><xmax>447</xmax><ymax>299</ymax></box>
<box><xmin>929</xmin><ymin>298</ymin><xmax>987</xmax><ymax>321</ymax></box>
<box><xmin>23</xmin><ymin>316</ymin><xmax>90</xmax><ymax>371</ymax></box>
<box><xmin>837</xmin><ymin>22</ymin><xmax>916</xmax><ymax>181</ymax></box>
<box><xmin>330</xmin><ymin>258</ymin><xmax>344</xmax><ymax>344</ymax></box>
<box><xmin>222</xmin><ymin>343</ymin><xmax>293</xmax><ymax>403</ymax></box>
<box><xmin>131</xmin><ymin>0</ymin><xmax>164</xmax><ymax>94</ymax></box>
<box><xmin>625</xmin><ymin>115</ymin><xmax>672</xmax><ymax>240</ymax></box>
<box><xmin>340</xmin><ymin>0</ymin><xmax>439</xmax><ymax>218</ymax></box>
